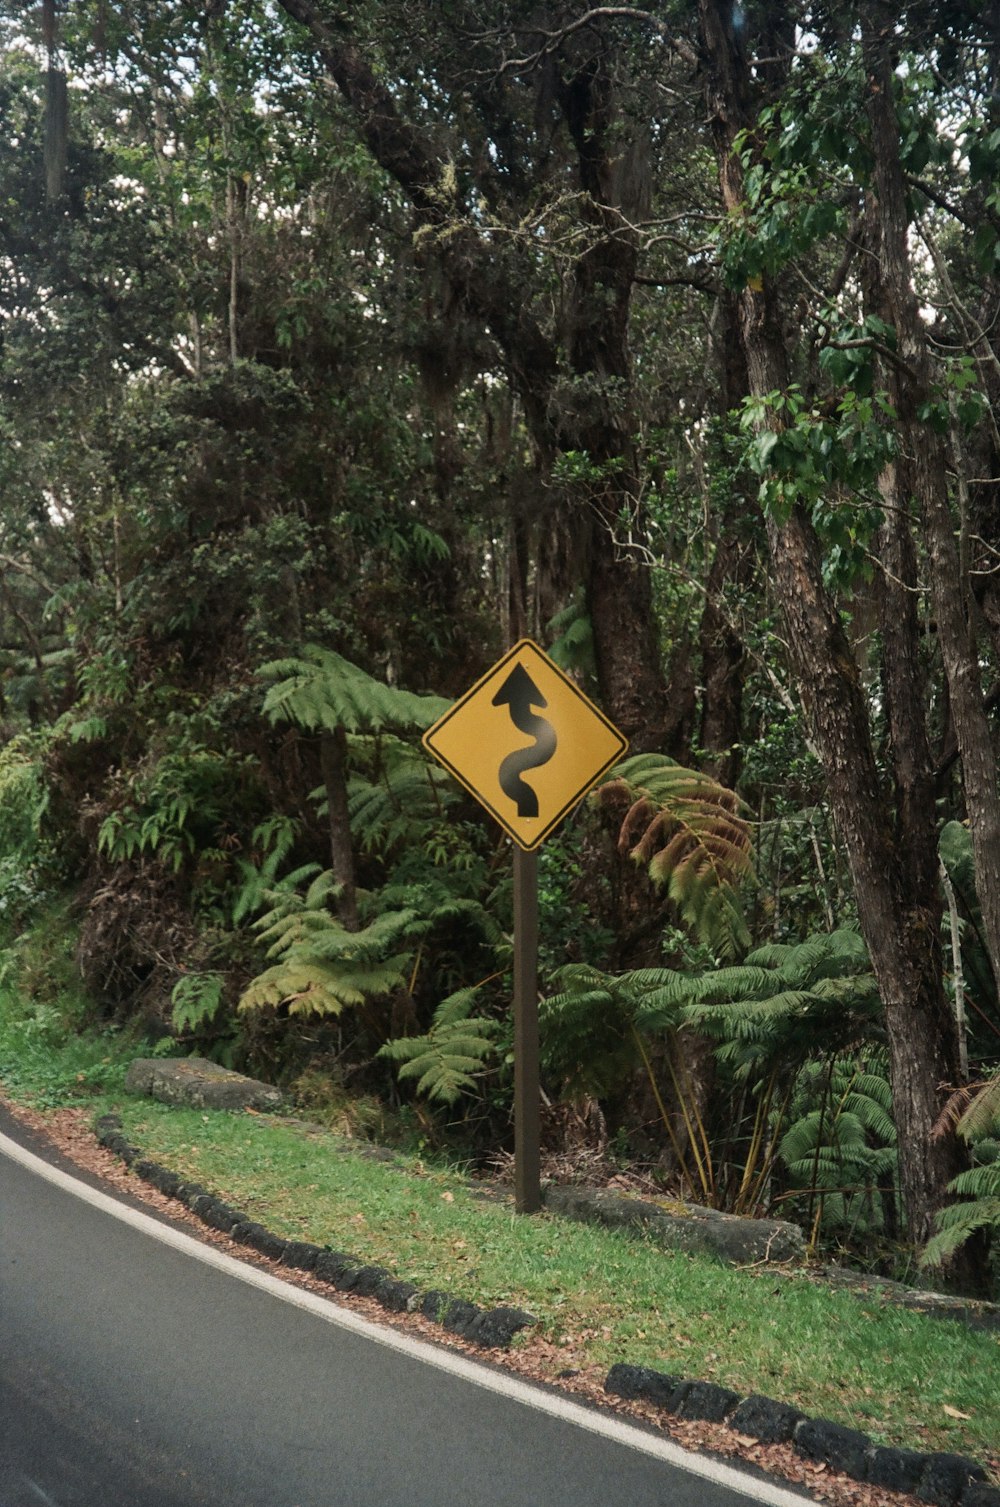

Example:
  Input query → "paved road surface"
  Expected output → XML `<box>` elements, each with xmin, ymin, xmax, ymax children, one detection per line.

<box><xmin>0</xmin><ymin>1125</ymin><xmax>815</xmax><ymax>1507</ymax></box>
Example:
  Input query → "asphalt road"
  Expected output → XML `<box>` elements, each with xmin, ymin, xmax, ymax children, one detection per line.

<box><xmin>0</xmin><ymin>1124</ymin><xmax>816</xmax><ymax>1507</ymax></box>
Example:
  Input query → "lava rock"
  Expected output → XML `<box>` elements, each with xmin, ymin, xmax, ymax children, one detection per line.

<box><xmin>917</xmin><ymin>1454</ymin><xmax>988</xmax><ymax>1507</ymax></box>
<box><xmin>794</xmin><ymin>1417</ymin><xmax>871</xmax><ymax>1479</ymax></box>
<box><xmin>175</xmin><ymin>1181</ymin><xmax>212</xmax><ymax>1208</ymax></box>
<box><xmin>94</xmin><ymin>1114</ymin><xmax>123</xmax><ymax>1144</ymax></box>
<box><xmin>604</xmin><ymin>1364</ymin><xmax>687</xmax><ymax>1410</ymax></box>
<box><xmin>197</xmin><ymin>1200</ymin><xmax>244</xmax><ymax>1235</ymax></box>
<box><xmin>352</xmin><ymin>1265</ymin><xmax>393</xmax><ymax>1299</ymax></box>
<box><xmin>673</xmin><ymin>1381</ymin><xmax>741</xmax><ymax>1423</ymax></box>
<box><xmin>104</xmin><ymin>1133</ymin><xmax>139</xmax><ymax>1165</ymax></box>
<box><xmin>135</xmin><ymin>1162</ymin><xmax>181</xmax><ymax>1199</ymax></box>
<box><xmin>125</xmin><ymin>1057</ymin><xmax>283</xmax><ymax>1113</ymax></box>
<box><xmin>727</xmin><ymin>1395</ymin><xmax>805</xmax><ymax>1445</ymax></box>
<box><xmin>961</xmin><ymin>1485</ymin><xmax>1000</xmax><ymax>1507</ymax></box>
<box><xmin>866</xmin><ymin>1446</ymin><xmax>930</xmax><ymax>1494</ymax></box>
<box><xmin>442</xmin><ymin>1298</ymin><xmax>482</xmax><ymax>1338</ymax></box>
<box><xmin>229</xmin><ymin>1221</ymin><xmax>288</xmax><ymax>1262</ymax></box>
<box><xmin>419</xmin><ymin>1290</ymin><xmax>451</xmax><ymax>1323</ymax></box>
<box><xmin>281</xmin><ymin>1242</ymin><xmax>322</xmax><ymax>1273</ymax></box>
<box><xmin>374</xmin><ymin>1278</ymin><xmax>419</xmax><ymax>1314</ymax></box>
<box><xmin>313</xmin><ymin>1251</ymin><xmax>360</xmax><ymax>1287</ymax></box>
<box><xmin>467</xmin><ymin>1307</ymin><xmax>537</xmax><ymax>1349</ymax></box>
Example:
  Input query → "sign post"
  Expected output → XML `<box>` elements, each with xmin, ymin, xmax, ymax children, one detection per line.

<box><xmin>512</xmin><ymin>846</ymin><xmax>541</xmax><ymax>1213</ymax></box>
<box><xmin>423</xmin><ymin>639</ymin><xmax>627</xmax><ymax>1212</ymax></box>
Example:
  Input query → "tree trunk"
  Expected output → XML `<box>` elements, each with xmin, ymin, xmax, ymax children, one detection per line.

<box><xmin>698</xmin><ymin>0</ymin><xmax>986</xmax><ymax>1287</ymax></box>
<box><xmin>863</xmin><ymin>15</ymin><xmax>1000</xmax><ymax>1003</ymax></box>
<box><xmin>319</xmin><ymin>728</ymin><xmax>359</xmax><ymax>932</ymax></box>
<box><xmin>698</xmin><ymin>527</ymin><xmax>750</xmax><ymax>788</ymax></box>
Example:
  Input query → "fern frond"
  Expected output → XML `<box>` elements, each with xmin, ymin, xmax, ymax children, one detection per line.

<box><xmin>956</xmin><ymin>1074</ymin><xmax>1000</xmax><ymax>1142</ymax></box>
<box><xmin>377</xmin><ymin>986</ymin><xmax>499</xmax><ymax>1105</ymax></box>
<box><xmin>597</xmin><ymin>753</ymin><xmax>753</xmax><ymax>956</ymax></box>
<box><xmin>237</xmin><ymin>954</ymin><xmax>408</xmax><ymax>1017</ymax></box>
<box><xmin>839</xmin><ymin>1091</ymin><xmax>896</xmax><ymax>1143</ymax></box>
<box><xmin>259</xmin><ymin>644</ymin><xmax>448</xmax><ymax>735</ymax></box>
<box><xmin>347</xmin><ymin>738</ymin><xmax>455</xmax><ymax>855</ymax></box>
<box><xmin>922</xmin><ymin>1161</ymin><xmax>1000</xmax><ymax>1267</ymax></box>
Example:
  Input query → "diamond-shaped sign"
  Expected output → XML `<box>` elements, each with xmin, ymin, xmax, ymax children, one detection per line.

<box><xmin>423</xmin><ymin>639</ymin><xmax>628</xmax><ymax>851</ymax></box>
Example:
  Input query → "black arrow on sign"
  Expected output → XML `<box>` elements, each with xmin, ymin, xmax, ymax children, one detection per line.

<box><xmin>492</xmin><ymin>663</ymin><xmax>558</xmax><ymax>818</ymax></box>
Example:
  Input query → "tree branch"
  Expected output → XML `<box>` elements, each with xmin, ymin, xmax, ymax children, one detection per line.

<box><xmin>482</xmin><ymin>8</ymin><xmax>699</xmax><ymax>75</ymax></box>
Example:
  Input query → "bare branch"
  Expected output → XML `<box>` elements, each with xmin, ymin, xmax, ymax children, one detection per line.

<box><xmin>484</xmin><ymin>8</ymin><xmax>699</xmax><ymax>76</ymax></box>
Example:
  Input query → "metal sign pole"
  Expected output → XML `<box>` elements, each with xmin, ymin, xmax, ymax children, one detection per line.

<box><xmin>513</xmin><ymin>845</ymin><xmax>541</xmax><ymax>1214</ymax></box>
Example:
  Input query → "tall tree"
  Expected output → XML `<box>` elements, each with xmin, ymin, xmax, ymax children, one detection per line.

<box><xmin>696</xmin><ymin>0</ymin><xmax>989</xmax><ymax>1285</ymax></box>
<box><xmin>272</xmin><ymin>0</ymin><xmax>675</xmax><ymax>749</ymax></box>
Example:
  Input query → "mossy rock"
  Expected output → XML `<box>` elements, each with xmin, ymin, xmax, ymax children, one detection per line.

<box><xmin>125</xmin><ymin>1056</ymin><xmax>283</xmax><ymax>1113</ymax></box>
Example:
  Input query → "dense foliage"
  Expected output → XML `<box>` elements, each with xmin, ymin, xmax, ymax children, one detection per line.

<box><xmin>2</xmin><ymin>0</ymin><xmax>999</xmax><ymax>1294</ymax></box>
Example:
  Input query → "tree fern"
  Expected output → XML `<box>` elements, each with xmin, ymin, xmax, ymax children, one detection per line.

<box><xmin>239</xmin><ymin>953</ymin><xmax>410</xmax><ymax>1017</ymax></box>
<box><xmin>238</xmin><ymin>867</ymin><xmax>503</xmax><ymax>1024</ymax></box>
<box><xmin>546</xmin><ymin>597</ymin><xmax>595</xmax><ymax>680</ymax></box>
<box><xmin>171</xmin><ymin>971</ymin><xmax>226</xmax><ymax>1033</ymax></box>
<box><xmin>257</xmin><ymin>646</ymin><xmax>450</xmax><ymax>928</ymax></box>
<box><xmin>952</xmin><ymin>1073</ymin><xmax>1000</xmax><ymax>1141</ymax></box>
<box><xmin>378</xmin><ymin>986</ymin><xmax>499</xmax><ymax>1105</ymax></box>
<box><xmin>231</xmin><ymin>815</ymin><xmax>303</xmax><ymax>924</ymax></box>
<box><xmin>258</xmin><ymin>644</ymin><xmax>449</xmax><ymax>735</ymax></box>
<box><xmin>597</xmin><ymin>752</ymin><xmax>754</xmax><ymax>957</ymax></box>
<box><xmin>541</xmin><ymin>964</ymin><xmax>654</xmax><ymax>1098</ymax></box>
<box><xmin>238</xmin><ymin>869</ymin><xmax>414</xmax><ymax>1019</ymax></box>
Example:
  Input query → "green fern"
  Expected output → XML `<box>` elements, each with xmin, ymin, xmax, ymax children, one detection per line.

<box><xmin>171</xmin><ymin>971</ymin><xmax>226</xmax><ymax>1033</ymax></box>
<box><xmin>237</xmin><ymin>866</ymin><xmax>500</xmax><ymax>1022</ymax></box>
<box><xmin>598</xmin><ymin>753</ymin><xmax>754</xmax><ymax>957</ymax></box>
<box><xmin>959</xmin><ymin>1075</ymin><xmax>1000</xmax><ymax>1141</ymax></box>
<box><xmin>677</xmin><ymin>930</ymin><xmax>881</xmax><ymax>1079</ymax></box>
<box><xmin>777</xmin><ymin>1057</ymin><xmax>897</xmax><ymax>1241</ymax></box>
<box><xmin>347</xmin><ymin>735</ymin><xmax>455</xmax><ymax>855</ymax></box>
<box><xmin>378</xmin><ymin>986</ymin><xmax>499</xmax><ymax>1104</ymax></box>
<box><xmin>237</xmin><ymin>867</ymin><xmax>413</xmax><ymax>1018</ymax></box>
<box><xmin>239</xmin><ymin>953</ymin><xmax>410</xmax><ymax>1017</ymax></box>
<box><xmin>922</xmin><ymin>1161</ymin><xmax>1000</xmax><ymax>1269</ymax></box>
<box><xmin>258</xmin><ymin>644</ymin><xmax>449</xmax><ymax>735</ymax></box>
<box><xmin>546</xmin><ymin>597</ymin><xmax>596</xmax><ymax>679</ymax></box>
<box><xmin>541</xmin><ymin>964</ymin><xmax>654</xmax><ymax>1098</ymax></box>
<box><xmin>922</xmin><ymin>1075</ymin><xmax>1000</xmax><ymax>1268</ymax></box>
<box><xmin>231</xmin><ymin>816</ymin><xmax>304</xmax><ymax>924</ymax></box>
<box><xmin>97</xmin><ymin>743</ymin><xmax>243</xmax><ymax>874</ymax></box>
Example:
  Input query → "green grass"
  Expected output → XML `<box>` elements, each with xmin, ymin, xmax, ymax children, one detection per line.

<box><xmin>0</xmin><ymin>992</ymin><xmax>132</xmax><ymax>1106</ymax></box>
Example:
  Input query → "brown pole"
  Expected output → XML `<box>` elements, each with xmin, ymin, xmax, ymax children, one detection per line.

<box><xmin>513</xmin><ymin>845</ymin><xmax>541</xmax><ymax>1213</ymax></box>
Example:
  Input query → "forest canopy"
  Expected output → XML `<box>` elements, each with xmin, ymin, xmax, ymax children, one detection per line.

<box><xmin>2</xmin><ymin>0</ymin><xmax>1000</xmax><ymax>1295</ymax></box>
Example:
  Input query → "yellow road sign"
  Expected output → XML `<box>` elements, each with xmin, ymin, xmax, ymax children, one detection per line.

<box><xmin>423</xmin><ymin>639</ymin><xmax>628</xmax><ymax>851</ymax></box>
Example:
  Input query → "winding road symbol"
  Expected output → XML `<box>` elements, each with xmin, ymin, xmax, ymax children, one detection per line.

<box><xmin>422</xmin><ymin>638</ymin><xmax>628</xmax><ymax>851</ymax></box>
<box><xmin>491</xmin><ymin>663</ymin><xmax>557</xmax><ymax>818</ymax></box>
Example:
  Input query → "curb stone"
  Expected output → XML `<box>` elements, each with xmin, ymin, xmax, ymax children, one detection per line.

<box><xmin>866</xmin><ymin>1445</ymin><xmax>931</xmax><ymax>1494</ymax></box>
<box><xmin>727</xmin><ymin>1394</ymin><xmax>805</xmax><ymax>1444</ymax></box>
<box><xmin>603</xmin><ymin>1361</ymin><xmax>997</xmax><ymax>1505</ymax></box>
<box><xmin>794</xmin><ymin>1416</ymin><xmax>871</xmax><ymax>1479</ymax></box>
<box><xmin>917</xmin><ymin>1455</ymin><xmax>989</xmax><ymax>1507</ymax></box>
<box><xmin>92</xmin><ymin>1115</ymin><xmax>536</xmax><ymax>1352</ymax></box>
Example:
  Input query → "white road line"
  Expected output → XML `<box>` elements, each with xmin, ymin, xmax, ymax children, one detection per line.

<box><xmin>0</xmin><ymin>1129</ymin><xmax>817</xmax><ymax>1507</ymax></box>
